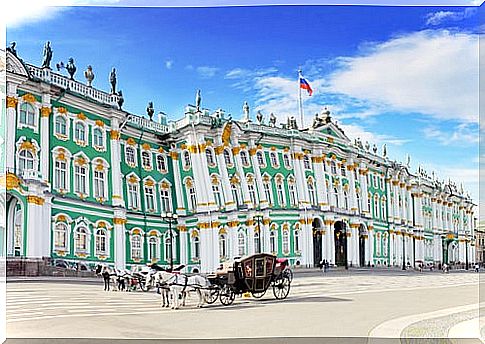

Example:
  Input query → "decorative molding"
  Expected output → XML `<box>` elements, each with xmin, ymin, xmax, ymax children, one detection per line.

<box><xmin>41</xmin><ymin>107</ymin><xmax>51</xmax><ymax>117</ymax></box>
<box><xmin>27</xmin><ymin>195</ymin><xmax>45</xmax><ymax>205</ymax></box>
<box><xmin>113</xmin><ymin>217</ymin><xmax>127</xmax><ymax>225</ymax></box>
<box><xmin>22</xmin><ymin>93</ymin><xmax>37</xmax><ymax>103</ymax></box>
<box><xmin>6</xmin><ymin>96</ymin><xmax>18</xmax><ymax>108</ymax></box>
<box><xmin>110</xmin><ymin>130</ymin><xmax>120</xmax><ymax>140</ymax></box>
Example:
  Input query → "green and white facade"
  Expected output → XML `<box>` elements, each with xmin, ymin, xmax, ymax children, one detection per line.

<box><xmin>4</xmin><ymin>49</ymin><xmax>476</xmax><ymax>273</ymax></box>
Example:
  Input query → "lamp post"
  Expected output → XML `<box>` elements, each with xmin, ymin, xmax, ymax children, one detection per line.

<box><xmin>402</xmin><ymin>232</ymin><xmax>406</xmax><ymax>271</ymax></box>
<box><xmin>465</xmin><ymin>237</ymin><xmax>469</xmax><ymax>270</ymax></box>
<box><xmin>161</xmin><ymin>212</ymin><xmax>178</xmax><ymax>272</ymax></box>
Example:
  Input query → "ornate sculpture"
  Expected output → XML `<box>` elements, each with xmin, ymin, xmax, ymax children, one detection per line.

<box><xmin>322</xmin><ymin>107</ymin><xmax>331</xmax><ymax>124</ymax></box>
<box><xmin>117</xmin><ymin>90</ymin><xmax>124</xmax><ymax>110</ymax></box>
<box><xmin>372</xmin><ymin>144</ymin><xmax>377</xmax><ymax>154</ymax></box>
<box><xmin>269</xmin><ymin>113</ymin><xmax>276</xmax><ymax>127</ymax></box>
<box><xmin>7</xmin><ymin>42</ymin><xmax>17</xmax><ymax>56</ymax></box>
<box><xmin>356</xmin><ymin>138</ymin><xmax>363</xmax><ymax>149</ymax></box>
<box><xmin>195</xmin><ymin>90</ymin><xmax>201</xmax><ymax>111</ymax></box>
<box><xmin>287</xmin><ymin>116</ymin><xmax>298</xmax><ymax>130</ymax></box>
<box><xmin>41</xmin><ymin>41</ymin><xmax>53</xmax><ymax>69</ymax></box>
<box><xmin>364</xmin><ymin>141</ymin><xmax>370</xmax><ymax>151</ymax></box>
<box><xmin>382</xmin><ymin>144</ymin><xmax>387</xmax><ymax>157</ymax></box>
<box><xmin>242</xmin><ymin>101</ymin><xmax>250</xmax><ymax>122</ymax></box>
<box><xmin>57</xmin><ymin>57</ymin><xmax>77</xmax><ymax>79</ymax></box>
<box><xmin>146</xmin><ymin>101</ymin><xmax>154</xmax><ymax>121</ymax></box>
<box><xmin>84</xmin><ymin>65</ymin><xmax>95</xmax><ymax>87</ymax></box>
<box><xmin>110</xmin><ymin>68</ymin><xmax>117</xmax><ymax>94</ymax></box>
<box><xmin>406</xmin><ymin>154</ymin><xmax>411</xmax><ymax>167</ymax></box>
<box><xmin>256</xmin><ymin>110</ymin><xmax>263</xmax><ymax>124</ymax></box>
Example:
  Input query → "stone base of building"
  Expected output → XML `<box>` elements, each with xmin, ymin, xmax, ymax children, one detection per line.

<box><xmin>6</xmin><ymin>257</ymin><xmax>96</xmax><ymax>277</ymax></box>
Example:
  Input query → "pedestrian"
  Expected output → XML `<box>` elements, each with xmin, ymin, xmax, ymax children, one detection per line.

<box><xmin>318</xmin><ymin>260</ymin><xmax>324</xmax><ymax>275</ymax></box>
<box><xmin>323</xmin><ymin>259</ymin><xmax>327</xmax><ymax>273</ymax></box>
<box><xmin>475</xmin><ymin>264</ymin><xmax>479</xmax><ymax>273</ymax></box>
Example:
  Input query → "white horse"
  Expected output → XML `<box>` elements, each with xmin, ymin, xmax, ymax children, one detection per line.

<box><xmin>152</xmin><ymin>271</ymin><xmax>177</xmax><ymax>308</ymax></box>
<box><xmin>170</xmin><ymin>274</ymin><xmax>211</xmax><ymax>309</ymax></box>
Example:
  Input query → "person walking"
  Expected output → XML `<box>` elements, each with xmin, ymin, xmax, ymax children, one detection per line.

<box><xmin>475</xmin><ymin>264</ymin><xmax>480</xmax><ymax>273</ymax></box>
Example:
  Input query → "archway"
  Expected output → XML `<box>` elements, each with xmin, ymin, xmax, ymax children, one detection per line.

<box><xmin>334</xmin><ymin>221</ymin><xmax>347</xmax><ymax>267</ymax></box>
<box><xmin>358</xmin><ymin>224</ymin><xmax>366</xmax><ymax>267</ymax></box>
<box><xmin>312</xmin><ymin>218</ymin><xmax>323</xmax><ymax>267</ymax></box>
<box><xmin>447</xmin><ymin>241</ymin><xmax>458</xmax><ymax>265</ymax></box>
<box><xmin>6</xmin><ymin>194</ymin><xmax>24</xmax><ymax>257</ymax></box>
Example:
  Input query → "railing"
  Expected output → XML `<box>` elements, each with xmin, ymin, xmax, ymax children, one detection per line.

<box><xmin>26</xmin><ymin>64</ymin><xmax>121</xmax><ymax>108</ymax></box>
<box><xmin>126</xmin><ymin>115</ymin><xmax>170</xmax><ymax>134</ymax></box>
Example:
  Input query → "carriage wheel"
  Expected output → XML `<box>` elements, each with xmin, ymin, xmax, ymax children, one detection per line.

<box><xmin>272</xmin><ymin>275</ymin><xmax>291</xmax><ymax>300</ymax></box>
<box><xmin>139</xmin><ymin>279</ymin><xmax>150</xmax><ymax>292</ymax></box>
<box><xmin>251</xmin><ymin>290</ymin><xmax>266</xmax><ymax>299</ymax></box>
<box><xmin>283</xmin><ymin>268</ymin><xmax>293</xmax><ymax>283</ymax></box>
<box><xmin>205</xmin><ymin>288</ymin><xmax>220</xmax><ymax>304</ymax></box>
<box><xmin>219</xmin><ymin>285</ymin><xmax>236</xmax><ymax>306</ymax></box>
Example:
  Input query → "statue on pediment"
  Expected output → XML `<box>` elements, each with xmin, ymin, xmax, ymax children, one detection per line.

<box><xmin>242</xmin><ymin>101</ymin><xmax>250</xmax><ymax>122</ymax></box>
<box><xmin>256</xmin><ymin>110</ymin><xmax>263</xmax><ymax>124</ymax></box>
<box><xmin>269</xmin><ymin>113</ymin><xmax>276</xmax><ymax>127</ymax></box>
<box><xmin>84</xmin><ymin>65</ymin><xmax>95</xmax><ymax>87</ymax></box>
<box><xmin>195</xmin><ymin>90</ymin><xmax>202</xmax><ymax>111</ymax></box>
<box><xmin>117</xmin><ymin>90</ymin><xmax>124</xmax><ymax>110</ymax></box>
<box><xmin>287</xmin><ymin>116</ymin><xmax>298</xmax><ymax>130</ymax></box>
<box><xmin>147</xmin><ymin>101</ymin><xmax>154</xmax><ymax>121</ymax></box>
<box><xmin>41</xmin><ymin>41</ymin><xmax>53</xmax><ymax>69</ymax></box>
<box><xmin>110</xmin><ymin>68</ymin><xmax>117</xmax><ymax>94</ymax></box>
<box><xmin>7</xmin><ymin>42</ymin><xmax>17</xmax><ymax>56</ymax></box>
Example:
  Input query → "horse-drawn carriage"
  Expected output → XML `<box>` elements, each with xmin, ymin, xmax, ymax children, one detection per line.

<box><xmin>205</xmin><ymin>253</ymin><xmax>292</xmax><ymax>306</ymax></box>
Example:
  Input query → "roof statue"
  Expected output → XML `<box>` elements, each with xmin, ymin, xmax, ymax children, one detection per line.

<box><xmin>406</xmin><ymin>154</ymin><xmax>411</xmax><ymax>167</ymax></box>
<box><xmin>372</xmin><ymin>144</ymin><xmax>377</xmax><ymax>154</ymax></box>
<box><xmin>356</xmin><ymin>137</ymin><xmax>363</xmax><ymax>149</ymax></box>
<box><xmin>322</xmin><ymin>107</ymin><xmax>331</xmax><ymax>124</ymax></box>
<box><xmin>287</xmin><ymin>116</ymin><xmax>298</xmax><ymax>130</ymax></box>
<box><xmin>146</xmin><ymin>101</ymin><xmax>155</xmax><ymax>121</ymax></box>
<box><xmin>117</xmin><ymin>90</ymin><xmax>124</xmax><ymax>110</ymax></box>
<box><xmin>57</xmin><ymin>57</ymin><xmax>77</xmax><ymax>80</ymax></box>
<box><xmin>256</xmin><ymin>110</ymin><xmax>263</xmax><ymax>124</ymax></box>
<box><xmin>84</xmin><ymin>65</ymin><xmax>95</xmax><ymax>87</ymax></box>
<box><xmin>195</xmin><ymin>89</ymin><xmax>201</xmax><ymax>111</ymax></box>
<box><xmin>41</xmin><ymin>41</ymin><xmax>53</xmax><ymax>69</ymax></box>
<box><xmin>269</xmin><ymin>113</ymin><xmax>277</xmax><ymax>127</ymax></box>
<box><xmin>382</xmin><ymin>144</ymin><xmax>387</xmax><ymax>158</ymax></box>
<box><xmin>7</xmin><ymin>42</ymin><xmax>17</xmax><ymax>56</ymax></box>
<box><xmin>242</xmin><ymin>101</ymin><xmax>250</xmax><ymax>122</ymax></box>
<box><xmin>364</xmin><ymin>141</ymin><xmax>370</xmax><ymax>151</ymax></box>
<box><xmin>109</xmin><ymin>68</ymin><xmax>117</xmax><ymax>94</ymax></box>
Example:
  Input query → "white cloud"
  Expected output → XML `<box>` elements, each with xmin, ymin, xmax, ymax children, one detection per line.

<box><xmin>196</xmin><ymin>66</ymin><xmax>219</xmax><ymax>79</ymax></box>
<box><xmin>422</xmin><ymin>123</ymin><xmax>478</xmax><ymax>146</ymax></box>
<box><xmin>425</xmin><ymin>8</ymin><xmax>477</xmax><ymax>26</ymax></box>
<box><xmin>165</xmin><ymin>60</ymin><xmax>173</xmax><ymax>69</ymax></box>
<box><xmin>328</xmin><ymin>30</ymin><xmax>478</xmax><ymax>124</ymax></box>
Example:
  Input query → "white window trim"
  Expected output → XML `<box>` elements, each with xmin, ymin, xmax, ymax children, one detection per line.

<box><xmin>282</xmin><ymin>229</ymin><xmax>290</xmax><ymax>255</ymax></box>
<box><xmin>130</xmin><ymin>232</ymin><xmax>144</xmax><ymax>260</ymax></box>
<box><xmin>92</xmin><ymin>126</ymin><xmax>106</xmax><ymax>152</ymax></box>
<box><xmin>91</xmin><ymin>158</ymin><xmax>109</xmax><ymax>201</ymax></box>
<box><xmin>94</xmin><ymin>228</ymin><xmax>110</xmax><ymax>256</ymax></box>
<box><xmin>72</xmin><ymin>153</ymin><xmax>91</xmax><ymax>198</ymax></box>
<box><xmin>148</xmin><ymin>235</ymin><xmax>160</xmax><ymax>261</ymax></box>
<box><xmin>223</xmin><ymin>148</ymin><xmax>233</xmax><ymax>167</ymax></box>
<box><xmin>182</xmin><ymin>150</ymin><xmax>191</xmax><ymax>171</ymax></box>
<box><xmin>15</xmin><ymin>137</ymin><xmax>40</xmax><ymax>177</ymax></box>
<box><xmin>283</xmin><ymin>153</ymin><xmax>292</xmax><ymax>169</ymax></box>
<box><xmin>240</xmin><ymin>150</ymin><xmax>250</xmax><ymax>167</ymax></box>
<box><xmin>270</xmin><ymin>151</ymin><xmax>280</xmax><ymax>168</ymax></box>
<box><xmin>159</xmin><ymin>180</ymin><xmax>173</xmax><ymax>213</ymax></box>
<box><xmin>143</xmin><ymin>179</ymin><xmax>158</xmax><ymax>213</ymax></box>
<box><xmin>191</xmin><ymin>232</ymin><xmax>200</xmax><ymax>260</ymax></box>
<box><xmin>164</xmin><ymin>231</ymin><xmax>177</xmax><ymax>262</ymax></box>
<box><xmin>17</xmin><ymin>100</ymin><xmax>40</xmax><ymax>132</ymax></box>
<box><xmin>141</xmin><ymin>149</ymin><xmax>153</xmax><ymax>171</ymax></box>
<box><xmin>52</xmin><ymin>150</ymin><xmax>71</xmax><ymax>193</ymax></box>
<box><xmin>205</xmin><ymin>147</ymin><xmax>216</xmax><ymax>167</ymax></box>
<box><xmin>156</xmin><ymin>153</ymin><xmax>168</xmax><ymax>173</ymax></box>
<box><xmin>73</xmin><ymin>223</ymin><xmax>91</xmax><ymax>255</ymax></box>
<box><xmin>54</xmin><ymin>113</ymin><xmax>70</xmax><ymax>140</ymax></box>
<box><xmin>237</xmin><ymin>231</ymin><xmax>247</xmax><ymax>257</ymax></box>
<box><xmin>73</xmin><ymin>120</ymin><xmax>88</xmax><ymax>147</ymax></box>
<box><xmin>52</xmin><ymin>220</ymin><xmax>70</xmax><ymax>252</ymax></box>
<box><xmin>126</xmin><ymin>173</ymin><xmax>142</xmax><ymax>210</ymax></box>
<box><xmin>256</xmin><ymin>150</ymin><xmax>266</xmax><ymax>168</ymax></box>
<box><xmin>124</xmin><ymin>143</ymin><xmax>138</xmax><ymax>167</ymax></box>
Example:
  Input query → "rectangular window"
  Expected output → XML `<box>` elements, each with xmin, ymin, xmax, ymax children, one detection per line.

<box><xmin>145</xmin><ymin>186</ymin><xmax>155</xmax><ymax>211</ymax></box>
<box><xmin>94</xmin><ymin>170</ymin><xmax>105</xmax><ymax>198</ymax></box>
<box><xmin>128</xmin><ymin>183</ymin><xmax>139</xmax><ymax>209</ymax></box>
<box><xmin>160</xmin><ymin>188</ymin><xmax>171</xmax><ymax>212</ymax></box>
<box><xmin>54</xmin><ymin>160</ymin><xmax>67</xmax><ymax>190</ymax></box>
<box><xmin>74</xmin><ymin>165</ymin><xmax>87</xmax><ymax>194</ymax></box>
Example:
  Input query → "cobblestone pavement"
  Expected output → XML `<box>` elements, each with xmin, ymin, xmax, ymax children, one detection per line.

<box><xmin>6</xmin><ymin>271</ymin><xmax>480</xmax><ymax>340</ymax></box>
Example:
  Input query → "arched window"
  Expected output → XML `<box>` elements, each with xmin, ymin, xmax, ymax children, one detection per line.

<box><xmin>303</xmin><ymin>155</ymin><xmax>311</xmax><ymax>170</ymax></box>
<box><xmin>191</xmin><ymin>235</ymin><xmax>200</xmax><ymax>259</ymax></box>
<box><xmin>331</xmin><ymin>161</ymin><xmax>337</xmax><ymax>174</ymax></box>
<box><xmin>282</xmin><ymin>230</ymin><xmax>289</xmax><ymax>254</ymax></box>
<box><xmin>270</xmin><ymin>152</ymin><xmax>279</xmax><ymax>167</ymax></box>
<box><xmin>75</xmin><ymin>227</ymin><xmax>88</xmax><ymax>252</ymax></box>
<box><xmin>368</xmin><ymin>193</ymin><xmax>372</xmax><ymax>213</ymax></box>
<box><xmin>127</xmin><ymin>179</ymin><xmax>139</xmax><ymax>209</ymax></box>
<box><xmin>308</xmin><ymin>178</ymin><xmax>317</xmax><ymax>206</ymax></box>
<box><xmin>381</xmin><ymin>198</ymin><xmax>387</xmax><ymax>220</ymax></box>
<box><xmin>164</xmin><ymin>235</ymin><xmax>173</xmax><ymax>262</ymax></box>
<box><xmin>19</xmin><ymin>103</ymin><xmax>36</xmax><ymax>126</ymax></box>
<box><xmin>219</xmin><ymin>234</ymin><xmax>227</xmax><ymax>258</ymax></box>
<box><xmin>93</xmin><ymin>128</ymin><xmax>104</xmax><ymax>147</ymax></box>
<box><xmin>294</xmin><ymin>229</ymin><xmax>301</xmax><ymax>252</ymax></box>
<box><xmin>238</xmin><ymin>232</ymin><xmax>246</xmax><ymax>256</ymax></box>
<box><xmin>343</xmin><ymin>191</ymin><xmax>349</xmax><ymax>209</ymax></box>
<box><xmin>231</xmin><ymin>183</ymin><xmax>242</xmax><ymax>206</ymax></box>
<box><xmin>270</xmin><ymin>231</ymin><xmax>277</xmax><ymax>253</ymax></box>
<box><xmin>131</xmin><ymin>234</ymin><xmax>142</xmax><ymax>259</ymax></box>
<box><xmin>263</xmin><ymin>179</ymin><xmax>273</xmax><ymax>205</ymax></box>
<box><xmin>148</xmin><ymin>236</ymin><xmax>158</xmax><ymax>260</ymax></box>
<box><xmin>54</xmin><ymin>223</ymin><xmax>67</xmax><ymax>249</ymax></box>
<box><xmin>74</xmin><ymin>164</ymin><xmax>87</xmax><ymax>194</ymax></box>
<box><xmin>160</xmin><ymin>184</ymin><xmax>172</xmax><ymax>213</ymax></box>
<box><xmin>254</xmin><ymin>231</ymin><xmax>260</xmax><ymax>254</ymax></box>
<box><xmin>186</xmin><ymin>179</ymin><xmax>197</xmax><ymax>211</ymax></box>
<box><xmin>18</xmin><ymin>150</ymin><xmax>34</xmax><ymax>174</ymax></box>
<box><xmin>54</xmin><ymin>159</ymin><xmax>67</xmax><ymax>190</ymax></box>
<box><xmin>248</xmin><ymin>181</ymin><xmax>257</xmax><ymax>205</ymax></box>
<box><xmin>93</xmin><ymin>169</ymin><xmax>106</xmax><ymax>199</ymax></box>
<box><xmin>256</xmin><ymin>151</ymin><xmax>265</xmax><ymax>167</ymax></box>
<box><xmin>341</xmin><ymin>164</ymin><xmax>346</xmax><ymax>176</ymax></box>
<box><xmin>206</xmin><ymin>148</ymin><xmax>215</xmax><ymax>166</ymax></box>
<box><xmin>333</xmin><ymin>187</ymin><xmax>339</xmax><ymax>208</ymax></box>
<box><xmin>55</xmin><ymin>116</ymin><xmax>67</xmax><ymax>136</ymax></box>
<box><xmin>223</xmin><ymin>149</ymin><xmax>232</xmax><ymax>165</ymax></box>
<box><xmin>240</xmin><ymin>150</ymin><xmax>250</xmax><ymax>166</ymax></box>
<box><xmin>356</xmin><ymin>192</ymin><xmax>361</xmax><ymax>213</ymax></box>
<box><xmin>157</xmin><ymin>155</ymin><xmax>167</xmax><ymax>172</ymax></box>
<box><xmin>142</xmin><ymin>151</ymin><xmax>152</xmax><ymax>169</ymax></box>
<box><xmin>212</xmin><ymin>178</ymin><xmax>224</xmax><ymax>208</ymax></box>
<box><xmin>144</xmin><ymin>183</ymin><xmax>156</xmax><ymax>212</ymax></box>
<box><xmin>74</xmin><ymin>122</ymin><xmax>86</xmax><ymax>143</ymax></box>
<box><xmin>276</xmin><ymin>177</ymin><xmax>286</xmax><ymax>207</ymax></box>
<box><xmin>288</xmin><ymin>178</ymin><xmax>297</xmax><ymax>206</ymax></box>
<box><xmin>374</xmin><ymin>194</ymin><xmax>380</xmax><ymax>218</ymax></box>
<box><xmin>183</xmin><ymin>151</ymin><xmax>191</xmax><ymax>169</ymax></box>
<box><xmin>375</xmin><ymin>233</ymin><xmax>381</xmax><ymax>256</ymax></box>
<box><xmin>125</xmin><ymin>146</ymin><xmax>136</xmax><ymax>166</ymax></box>
<box><xmin>283</xmin><ymin>153</ymin><xmax>291</xmax><ymax>169</ymax></box>
<box><xmin>95</xmin><ymin>229</ymin><xmax>107</xmax><ymax>255</ymax></box>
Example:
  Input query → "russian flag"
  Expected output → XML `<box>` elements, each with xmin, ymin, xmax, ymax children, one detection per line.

<box><xmin>300</xmin><ymin>77</ymin><xmax>313</xmax><ymax>96</ymax></box>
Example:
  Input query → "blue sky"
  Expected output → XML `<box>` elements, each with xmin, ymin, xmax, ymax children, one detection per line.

<box><xmin>7</xmin><ymin>4</ymin><xmax>480</xmax><ymax>210</ymax></box>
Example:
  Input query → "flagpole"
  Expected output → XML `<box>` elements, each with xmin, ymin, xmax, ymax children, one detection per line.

<box><xmin>298</xmin><ymin>69</ymin><xmax>304</xmax><ymax>129</ymax></box>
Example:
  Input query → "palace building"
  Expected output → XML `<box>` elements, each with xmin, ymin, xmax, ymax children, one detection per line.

<box><xmin>3</xmin><ymin>47</ymin><xmax>476</xmax><ymax>273</ymax></box>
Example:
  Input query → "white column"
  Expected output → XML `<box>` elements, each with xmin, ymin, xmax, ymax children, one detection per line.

<box><xmin>406</xmin><ymin>186</ymin><xmax>413</xmax><ymax>225</ymax></box>
<box><xmin>293</xmin><ymin>150</ymin><xmax>310</xmax><ymax>206</ymax></box>
<box><xmin>40</xmin><ymin>93</ymin><xmax>51</xmax><ymax>183</ymax></box>
<box><xmin>199</xmin><ymin>221</ymin><xmax>211</xmax><ymax>273</ymax></box>
<box><xmin>110</xmin><ymin>121</ymin><xmax>124</xmax><ymax>207</ymax></box>
<box><xmin>393</xmin><ymin>181</ymin><xmax>400</xmax><ymax>222</ymax></box>
<box><xmin>188</xmin><ymin>142</ymin><xmax>209</xmax><ymax>213</ymax></box>
<box><xmin>348</xmin><ymin>162</ymin><xmax>358</xmax><ymax>212</ymax></box>
<box><xmin>249</xmin><ymin>146</ymin><xmax>267</xmax><ymax>208</ymax></box>
<box><xmin>313</xmin><ymin>154</ymin><xmax>328</xmax><ymax>208</ymax></box>
<box><xmin>217</xmin><ymin>145</ymin><xmax>236</xmax><ymax>210</ymax></box>
<box><xmin>198</xmin><ymin>142</ymin><xmax>216</xmax><ymax>211</ymax></box>
<box><xmin>5</xmin><ymin>94</ymin><xmax>17</xmax><ymax>172</ymax></box>
<box><xmin>178</xmin><ymin>224</ymin><xmax>188</xmax><ymax>267</ymax></box>
<box><xmin>368</xmin><ymin>225</ymin><xmax>374</xmax><ymax>266</ymax></box>
<box><xmin>360</xmin><ymin>166</ymin><xmax>370</xmax><ymax>215</ymax></box>
<box><xmin>232</xmin><ymin>146</ymin><xmax>251</xmax><ymax>206</ymax></box>
<box><xmin>389</xmin><ymin>230</ymin><xmax>394</xmax><ymax>266</ymax></box>
<box><xmin>171</xmin><ymin>151</ymin><xmax>186</xmax><ymax>215</ymax></box>
<box><xmin>113</xmin><ymin>209</ymin><xmax>127</xmax><ymax>270</ymax></box>
<box><xmin>325</xmin><ymin>220</ymin><xmax>334</xmax><ymax>264</ymax></box>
